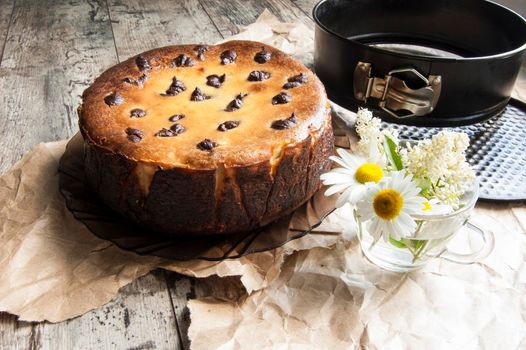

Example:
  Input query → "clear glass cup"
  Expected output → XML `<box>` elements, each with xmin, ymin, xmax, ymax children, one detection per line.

<box><xmin>356</xmin><ymin>180</ymin><xmax>494</xmax><ymax>272</ymax></box>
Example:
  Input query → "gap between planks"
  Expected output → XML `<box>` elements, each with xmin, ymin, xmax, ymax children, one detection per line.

<box><xmin>0</xmin><ymin>0</ymin><xmax>16</xmax><ymax>64</ymax></box>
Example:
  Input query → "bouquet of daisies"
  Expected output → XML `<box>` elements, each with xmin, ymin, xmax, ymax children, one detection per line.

<box><xmin>321</xmin><ymin>109</ymin><xmax>475</xmax><ymax>244</ymax></box>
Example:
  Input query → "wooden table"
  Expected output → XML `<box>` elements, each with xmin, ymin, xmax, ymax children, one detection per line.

<box><xmin>0</xmin><ymin>0</ymin><xmax>524</xmax><ymax>349</ymax></box>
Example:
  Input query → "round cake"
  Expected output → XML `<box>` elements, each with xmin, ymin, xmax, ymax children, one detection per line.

<box><xmin>78</xmin><ymin>40</ymin><xmax>333</xmax><ymax>235</ymax></box>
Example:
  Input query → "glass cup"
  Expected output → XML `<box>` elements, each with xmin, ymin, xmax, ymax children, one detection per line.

<box><xmin>355</xmin><ymin>180</ymin><xmax>494</xmax><ymax>272</ymax></box>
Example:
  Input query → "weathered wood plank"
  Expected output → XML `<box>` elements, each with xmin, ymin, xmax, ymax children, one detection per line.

<box><xmin>165</xmin><ymin>274</ymin><xmax>195</xmax><ymax>350</ymax></box>
<box><xmin>198</xmin><ymin>0</ymin><xmax>313</xmax><ymax>38</ymax></box>
<box><xmin>107</xmin><ymin>0</ymin><xmax>223</xmax><ymax>61</ymax></box>
<box><xmin>0</xmin><ymin>0</ymin><xmax>116</xmax><ymax>173</ymax></box>
<box><xmin>0</xmin><ymin>0</ymin><xmax>14</xmax><ymax>62</ymax></box>
<box><xmin>498</xmin><ymin>0</ymin><xmax>526</xmax><ymax>17</ymax></box>
<box><xmin>290</xmin><ymin>0</ymin><xmax>317</xmax><ymax>18</ymax></box>
<box><xmin>0</xmin><ymin>313</ymin><xmax>33</xmax><ymax>349</ymax></box>
<box><xmin>0</xmin><ymin>1</ymin><xmax>181</xmax><ymax>348</ymax></box>
<box><xmin>30</xmin><ymin>271</ymin><xmax>180</xmax><ymax>350</ymax></box>
<box><xmin>0</xmin><ymin>273</ymin><xmax>181</xmax><ymax>350</ymax></box>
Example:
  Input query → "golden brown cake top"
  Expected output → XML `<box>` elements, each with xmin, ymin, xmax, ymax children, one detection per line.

<box><xmin>79</xmin><ymin>40</ymin><xmax>328</xmax><ymax>169</ymax></box>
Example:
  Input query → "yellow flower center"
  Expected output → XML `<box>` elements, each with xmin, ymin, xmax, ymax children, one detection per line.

<box><xmin>355</xmin><ymin>163</ymin><xmax>384</xmax><ymax>184</ymax></box>
<box><xmin>373</xmin><ymin>189</ymin><xmax>404</xmax><ymax>220</ymax></box>
<box><xmin>422</xmin><ymin>201</ymin><xmax>432</xmax><ymax>211</ymax></box>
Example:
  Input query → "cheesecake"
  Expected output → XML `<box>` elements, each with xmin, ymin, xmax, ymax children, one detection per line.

<box><xmin>78</xmin><ymin>40</ymin><xmax>333</xmax><ymax>235</ymax></box>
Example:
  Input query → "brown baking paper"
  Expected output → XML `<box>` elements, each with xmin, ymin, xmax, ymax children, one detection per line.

<box><xmin>0</xmin><ymin>10</ymin><xmax>342</xmax><ymax>322</ymax></box>
<box><xmin>188</xmin><ymin>209</ymin><xmax>526</xmax><ymax>349</ymax></box>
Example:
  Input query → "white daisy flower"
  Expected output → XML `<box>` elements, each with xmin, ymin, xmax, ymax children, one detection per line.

<box><xmin>320</xmin><ymin>146</ymin><xmax>386</xmax><ymax>208</ymax></box>
<box><xmin>356</xmin><ymin>171</ymin><xmax>426</xmax><ymax>242</ymax></box>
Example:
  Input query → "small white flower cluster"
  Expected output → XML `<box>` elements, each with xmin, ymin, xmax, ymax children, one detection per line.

<box><xmin>400</xmin><ymin>131</ymin><xmax>474</xmax><ymax>207</ymax></box>
<box><xmin>354</xmin><ymin>109</ymin><xmax>399</xmax><ymax>155</ymax></box>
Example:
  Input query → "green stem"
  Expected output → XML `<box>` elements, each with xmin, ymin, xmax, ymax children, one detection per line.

<box><xmin>412</xmin><ymin>240</ymin><xmax>430</xmax><ymax>263</ymax></box>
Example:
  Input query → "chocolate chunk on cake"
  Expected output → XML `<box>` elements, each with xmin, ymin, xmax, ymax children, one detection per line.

<box><xmin>78</xmin><ymin>40</ymin><xmax>333</xmax><ymax>236</ymax></box>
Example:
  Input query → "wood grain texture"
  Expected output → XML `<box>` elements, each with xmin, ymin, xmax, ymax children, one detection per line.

<box><xmin>291</xmin><ymin>0</ymin><xmax>317</xmax><ymax>18</ymax></box>
<box><xmin>198</xmin><ymin>0</ymin><xmax>312</xmax><ymax>38</ymax></box>
<box><xmin>29</xmin><ymin>271</ymin><xmax>181</xmax><ymax>350</ymax></box>
<box><xmin>0</xmin><ymin>0</ymin><xmax>14</xmax><ymax>62</ymax></box>
<box><xmin>0</xmin><ymin>313</ymin><xmax>33</xmax><ymax>349</ymax></box>
<box><xmin>510</xmin><ymin>205</ymin><xmax>526</xmax><ymax>232</ymax></box>
<box><xmin>108</xmin><ymin>0</ymin><xmax>222</xmax><ymax>61</ymax></box>
<box><xmin>0</xmin><ymin>273</ymin><xmax>181</xmax><ymax>350</ymax></box>
<box><xmin>0</xmin><ymin>1</ymin><xmax>181</xmax><ymax>349</ymax></box>
<box><xmin>165</xmin><ymin>274</ymin><xmax>195</xmax><ymax>350</ymax></box>
<box><xmin>0</xmin><ymin>0</ymin><xmax>116</xmax><ymax>173</ymax></box>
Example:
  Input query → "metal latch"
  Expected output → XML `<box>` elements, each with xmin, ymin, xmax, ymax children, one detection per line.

<box><xmin>353</xmin><ymin>62</ymin><xmax>441</xmax><ymax>119</ymax></box>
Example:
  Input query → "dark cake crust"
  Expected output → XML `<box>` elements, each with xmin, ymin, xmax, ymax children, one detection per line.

<box><xmin>83</xmin><ymin>116</ymin><xmax>333</xmax><ymax>235</ymax></box>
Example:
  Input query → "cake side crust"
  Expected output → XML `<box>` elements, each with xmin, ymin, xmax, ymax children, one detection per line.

<box><xmin>83</xmin><ymin>110</ymin><xmax>333</xmax><ymax>235</ymax></box>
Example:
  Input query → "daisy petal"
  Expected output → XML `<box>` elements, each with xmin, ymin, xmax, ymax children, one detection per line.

<box><xmin>335</xmin><ymin>186</ymin><xmax>354</xmax><ymax>208</ymax></box>
<box><xmin>324</xmin><ymin>183</ymin><xmax>351</xmax><ymax>196</ymax></box>
<box><xmin>380</xmin><ymin>221</ymin><xmax>391</xmax><ymax>242</ymax></box>
<box><xmin>336</xmin><ymin>148</ymin><xmax>365</xmax><ymax>168</ymax></box>
<box><xmin>368</xmin><ymin>218</ymin><xmax>383</xmax><ymax>242</ymax></box>
<box><xmin>357</xmin><ymin>206</ymin><xmax>376</xmax><ymax>222</ymax></box>
<box><xmin>397</xmin><ymin>212</ymin><xmax>417</xmax><ymax>234</ymax></box>
<box><xmin>320</xmin><ymin>173</ymin><xmax>354</xmax><ymax>185</ymax></box>
<box><xmin>329</xmin><ymin>156</ymin><xmax>354</xmax><ymax>170</ymax></box>
<box><xmin>404</xmin><ymin>198</ymin><xmax>426</xmax><ymax>214</ymax></box>
<box><xmin>348</xmin><ymin>185</ymin><xmax>366</xmax><ymax>204</ymax></box>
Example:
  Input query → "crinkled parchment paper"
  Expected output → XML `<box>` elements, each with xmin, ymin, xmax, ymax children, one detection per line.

<box><xmin>189</xmin><ymin>205</ymin><xmax>526</xmax><ymax>349</ymax></box>
<box><xmin>0</xmin><ymin>10</ymin><xmax>340</xmax><ymax>323</ymax></box>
